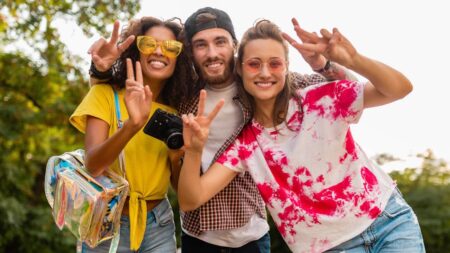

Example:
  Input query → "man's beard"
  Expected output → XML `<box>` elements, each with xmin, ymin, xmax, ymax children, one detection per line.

<box><xmin>197</xmin><ymin>57</ymin><xmax>235</xmax><ymax>85</ymax></box>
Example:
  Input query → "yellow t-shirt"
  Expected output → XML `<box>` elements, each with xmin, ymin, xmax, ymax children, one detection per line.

<box><xmin>70</xmin><ymin>84</ymin><xmax>175</xmax><ymax>249</ymax></box>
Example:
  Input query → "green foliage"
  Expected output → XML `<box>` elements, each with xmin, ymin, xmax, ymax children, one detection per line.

<box><xmin>0</xmin><ymin>1</ymin><xmax>139</xmax><ymax>252</ymax></box>
<box><xmin>0</xmin><ymin>51</ymin><xmax>81</xmax><ymax>252</ymax></box>
<box><xmin>2</xmin><ymin>0</ymin><xmax>140</xmax><ymax>40</ymax></box>
<box><xmin>389</xmin><ymin>150</ymin><xmax>450</xmax><ymax>253</ymax></box>
<box><xmin>167</xmin><ymin>188</ymin><xmax>182</xmax><ymax>247</ymax></box>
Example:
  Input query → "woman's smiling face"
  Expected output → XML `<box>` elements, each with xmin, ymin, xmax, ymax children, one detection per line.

<box><xmin>139</xmin><ymin>26</ymin><xmax>178</xmax><ymax>85</ymax></box>
<box><xmin>240</xmin><ymin>38</ymin><xmax>288</xmax><ymax>105</ymax></box>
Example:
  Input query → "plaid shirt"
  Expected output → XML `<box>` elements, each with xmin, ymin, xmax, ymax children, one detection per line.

<box><xmin>179</xmin><ymin>72</ymin><xmax>329</xmax><ymax>235</ymax></box>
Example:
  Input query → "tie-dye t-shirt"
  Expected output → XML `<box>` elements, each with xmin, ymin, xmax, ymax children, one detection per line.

<box><xmin>217</xmin><ymin>80</ymin><xmax>396</xmax><ymax>253</ymax></box>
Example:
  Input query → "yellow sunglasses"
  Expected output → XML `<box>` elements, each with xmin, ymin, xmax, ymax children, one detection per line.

<box><xmin>136</xmin><ymin>36</ymin><xmax>183</xmax><ymax>58</ymax></box>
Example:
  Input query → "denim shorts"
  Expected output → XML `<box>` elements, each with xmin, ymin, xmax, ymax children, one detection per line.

<box><xmin>325</xmin><ymin>189</ymin><xmax>425</xmax><ymax>253</ymax></box>
<box><xmin>82</xmin><ymin>198</ymin><xmax>176</xmax><ymax>253</ymax></box>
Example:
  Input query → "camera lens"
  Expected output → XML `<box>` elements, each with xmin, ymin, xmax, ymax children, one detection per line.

<box><xmin>166</xmin><ymin>132</ymin><xmax>184</xmax><ymax>149</ymax></box>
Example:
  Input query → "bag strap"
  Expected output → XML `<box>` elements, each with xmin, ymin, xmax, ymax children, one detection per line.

<box><xmin>113</xmin><ymin>89</ymin><xmax>123</xmax><ymax>129</ymax></box>
<box><xmin>108</xmin><ymin>89</ymin><xmax>124</xmax><ymax>253</ymax></box>
<box><xmin>113</xmin><ymin>89</ymin><xmax>126</xmax><ymax>176</ymax></box>
<box><xmin>76</xmin><ymin>89</ymin><xmax>126</xmax><ymax>253</ymax></box>
<box><xmin>76</xmin><ymin>234</ymin><xmax>120</xmax><ymax>253</ymax></box>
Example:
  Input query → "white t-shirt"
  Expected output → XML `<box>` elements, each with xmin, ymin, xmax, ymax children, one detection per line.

<box><xmin>182</xmin><ymin>82</ymin><xmax>269</xmax><ymax>247</ymax></box>
<box><xmin>200</xmin><ymin>83</ymin><xmax>243</xmax><ymax>172</ymax></box>
<box><xmin>217</xmin><ymin>80</ymin><xmax>396</xmax><ymax>253</ymax></box>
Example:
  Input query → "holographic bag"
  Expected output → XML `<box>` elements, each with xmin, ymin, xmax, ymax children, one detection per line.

<box><xmin>45</xmin><ymin>149</ymin><xmax>128</xmax><ymax>248</ymax></box>
<box><xmin>44</xmin><ymin>89</ymin><xmax>128</xmax><ymax>250</ymax></box>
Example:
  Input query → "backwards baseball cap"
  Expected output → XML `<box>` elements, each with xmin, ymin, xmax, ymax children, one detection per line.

<box><xmin>184</xmin><ymin>7</ymin><xmax>237</xmax><ymax>43</ymax></box>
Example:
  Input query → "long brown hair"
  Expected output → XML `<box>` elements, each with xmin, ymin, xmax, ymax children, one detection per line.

<box><xmin>236</xmin><ymin>20</ymin><xmax>300</xmax><ymax>128</ymax></box>
<box><xmin>110</xmin><ymin>17</ymin><xmax>195</xmax><ymax>109</ymax></box>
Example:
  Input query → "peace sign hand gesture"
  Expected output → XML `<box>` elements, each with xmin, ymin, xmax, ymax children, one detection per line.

<box><xmin>88</xmin><ymin>20</ymin><xmax>135</xmax><ymax>72</ymax></box>
<box><xmin>182</xmin><ymin>90</ymin><xmax>225</xmax><ymax>153</ymax></box>
<box><xmin>282</xmin><ymin>18</ymin><xmax>328</xmax><ymax>70</ymax></box>
<box><xmin>124</xmin><ymin>59</ymin><xmax>153</xmax><ymax>130</ymax></box>
<box><xmin>282</xmin><ymin>18</ymin><xmax>358</xmax><ymax>69</ymax></box>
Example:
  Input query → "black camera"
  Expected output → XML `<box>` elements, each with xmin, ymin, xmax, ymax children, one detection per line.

<box><xmin>143</xmin><ymin>109</ymin><xmax>184</xmax><ymax>149</ymax></box>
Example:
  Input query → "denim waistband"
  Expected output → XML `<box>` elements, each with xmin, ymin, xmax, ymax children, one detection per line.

<box><xmin>121</xmin><ymin>197</ymin><xmax>170</xmax><ymax>224</ymax></box>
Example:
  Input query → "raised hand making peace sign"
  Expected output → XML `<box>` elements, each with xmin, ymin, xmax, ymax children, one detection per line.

<box><xmin>181</xmin><ymin>90</ymin><xmax>225</xmax><ymax>153</ymax></box>
<box><xmin>88</xmin><ymin>20</ymin><xmax>135</xmax><ymax>72</ymax></box>
<box><xmin>282</xmin><ymin>18</ymin><xmax>328</xmax><ymax>70</ymax></box>
<box><xmin>282</xmin><ymin>18</ymin><xmax>358</xmax><ymax>69</ymax></box>
<box><xmin>124</xmin><ymin>58</ymin><xmax>153</xmax><ymax>129</ymax></box>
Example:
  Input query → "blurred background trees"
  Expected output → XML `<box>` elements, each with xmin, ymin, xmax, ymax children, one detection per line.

<box><xmin>389</xmin><ymin>150</ymin><xmax>450</xmax><ymax>252</ymax></box>
<box><xmin>0</xmin><ymin>1</ymin><xmax>139</xmax><ymax>252</ymax></box>
<box><xmin>1</xmin><ymin>1</ymin><xmax>449</xmax><ymax>252</ymax></box>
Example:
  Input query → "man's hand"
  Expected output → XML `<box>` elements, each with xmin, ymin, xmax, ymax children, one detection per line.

<box><xmin>181</xmin><ymin>90</ymin><xmax>224</xmax><ymax>153</ymax></box>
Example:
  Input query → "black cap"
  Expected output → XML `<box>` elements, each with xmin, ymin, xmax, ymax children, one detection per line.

<box><xmin>185</xmin><ymin>7</ymin><xmax>236</xmax><ymax>43</ymax></box>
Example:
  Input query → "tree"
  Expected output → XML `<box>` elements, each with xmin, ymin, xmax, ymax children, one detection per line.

<box><xmin>389</xmin><ymin>150</ymin><xmax>450</xmax><ymax>253</ymax></box>
<box><xmin>0</xmin><ymin>1</ymin><xmax>140</xmax><ymax>251</ymax></box>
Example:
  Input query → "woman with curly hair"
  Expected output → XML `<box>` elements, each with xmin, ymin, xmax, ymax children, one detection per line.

<box><xmin>70</xmin><ymin>17</ymin><xmax>195</xmax><ymax>252</ymax></box>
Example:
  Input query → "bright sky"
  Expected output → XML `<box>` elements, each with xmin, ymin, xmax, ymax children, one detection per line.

<box><xmin>56</xmin><ymin>0</ymin><xmax>450</xmax><ymax>163</ymax></box>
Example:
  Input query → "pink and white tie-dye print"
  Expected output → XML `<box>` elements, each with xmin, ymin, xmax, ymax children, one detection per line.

<box><xmin>217</xmin><ymin>80</ymin><xmax>396</xmax><ymax>253</ymax></box>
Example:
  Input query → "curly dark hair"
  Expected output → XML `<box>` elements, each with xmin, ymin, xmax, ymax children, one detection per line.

<box><xmin>110</xmin><ymin>16</ymin><xmax>196</xmax><ymax>109</ymax></box>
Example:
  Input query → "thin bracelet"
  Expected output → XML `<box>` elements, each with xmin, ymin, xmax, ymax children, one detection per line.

<box><xmin>314</xmin><ymin>60</ymin><xmax>331</xmax><ymax>74</ymax></box>
<box><xmin>89</xmin><ymin>61</ymin><xmax>113</xmax><ymax>79</ymax></box>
